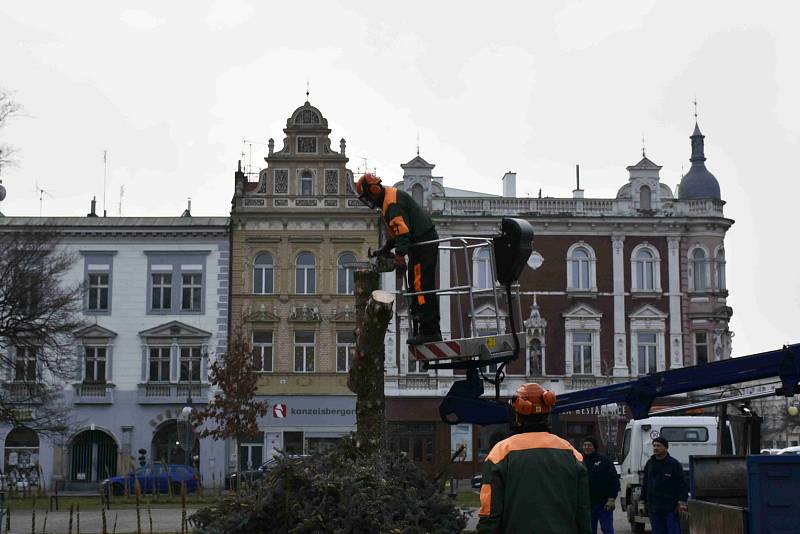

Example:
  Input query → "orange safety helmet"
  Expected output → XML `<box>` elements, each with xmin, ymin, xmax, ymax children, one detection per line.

<box><xmin>511</xmin><ymin>383</ymin><xmax>557</xmax><ymax>415</ymax></box>
<box><xmin>356</xmin><ymin>173</ymin><xmax>383</xmax><ymax>199</ymax></box>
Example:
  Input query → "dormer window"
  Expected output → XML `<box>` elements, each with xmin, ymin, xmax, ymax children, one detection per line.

<box><xmin>300</xmin><ymin>171</ymin><xmax>313</xmax><ymax>196</ymax></box>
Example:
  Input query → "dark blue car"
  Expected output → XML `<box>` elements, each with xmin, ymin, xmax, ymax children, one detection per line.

<box><xmin>103</xmin><ymin>462</ymin><xmax>200</xmax><ymax>495</ymax></box>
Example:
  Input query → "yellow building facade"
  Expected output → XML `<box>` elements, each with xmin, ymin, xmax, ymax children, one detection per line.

<box><xmin>229</xmin><ymin>101</ymin><xmax>379</xmax><ymax>461</ymax></box>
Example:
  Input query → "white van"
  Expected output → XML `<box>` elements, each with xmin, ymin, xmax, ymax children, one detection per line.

<box><xmin>619</xmin><ymin>416</ymin><xmax>731</xmax><ymax>533</ymax></box>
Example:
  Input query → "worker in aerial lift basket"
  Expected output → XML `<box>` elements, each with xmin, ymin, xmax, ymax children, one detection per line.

<box><xmin>356</xmin><ymin>172</ymin><xmax>441</xmax><ymax>345</ymax></box>
<box><xmin>477</xmin><ymin>383</ymin><xmax>590</xmax><ymax>534</ymax></box>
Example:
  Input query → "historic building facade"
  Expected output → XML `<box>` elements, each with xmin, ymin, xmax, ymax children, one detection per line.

<box><xmin>383</xmin><ymin>122</ymin><xmax>733</xmax><ymax>477</ymax></box>
<box><xmin>0</xmin><ymin>215</ymin><xmax>229</xmax><ymax>489</ymax></box>
<box><xmin>228</xmin><ymin>101</ymin><xmax>378</xmax><ymax>468</ymax></box>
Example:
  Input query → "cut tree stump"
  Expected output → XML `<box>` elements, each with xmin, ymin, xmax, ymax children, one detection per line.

<box><xmin>349</xmin><ymin>270</ymin><xmax>395</xmax><ymax>453</ymax></box>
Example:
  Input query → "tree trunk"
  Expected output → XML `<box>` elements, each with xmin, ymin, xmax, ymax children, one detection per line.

<box><xmin>348</xmin><ymin>270</ymin><xmax>395</xmax><ymax>453</ymax></box>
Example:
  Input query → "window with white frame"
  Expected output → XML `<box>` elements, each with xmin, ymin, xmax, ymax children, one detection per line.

<box><xmin>694</xmin><ymin>332</ymin><xmax>709</xmax><ymax>365</ymax></box>
<box><xmin>84</xmin><ymin>346</ymin><xmax>107</xmax><ymax>383</ymax></box>
<box><xmin>299</xmin><ymin>171</ymin><xmax>313</xmax><ymax>196</ymax></box>
<box><xmin>571</xmin><ymin>332</ymin><xmax>593</xmax><ymax>375</ymax></box>
<box><xmin>151</xmin><ymin>273</ymin><xmax>172</xmax><ymax>310</ymax></box>
<box><xmin>407</xmin><ymin>352</ymin><xmax>426</xmax><ymax>374</ymax></box>
<box><xmin>566</xmin><ymin>243</ymin><xmax>596</xmax><ymax>291</ymax></box>
<box><xmin>632</xmin><ymin>245</ymin><xmax>660</xmax><ymax>292</ymax></box>
<box><xmin>637</xmin><ymin>333</ymin><xmax>658</xmax><ymax>375</ymax></box>
<box><xmin>473</xmin><ymin>248</ymin><xmax>493</xmax><ymax>290</ymax></box>
<box><xmin>691</xmin><ymin>248</ymin><xmax>708</xmax><ymax>291</ymax></box>
<box><xmin>253</xmin><ymin>331</ymin><xmax>273</xmax><ymax>372</ymax></box>
<box><xmin>715</xmin><ymin>248</ymin><xmax>726</xmax><ymax>291</ymax></box>
<box><xmin>238</xmin><ymin>432</ymin><xmax>265</xmax><ymax>471</ymax></box>
<box><xmin>148</xmin><ymin>347</ymin><xmax>171</xmax><ymax>383</ymax></box>
<box><xmin>87</xmin><ymin>273</ymin><xmax>109</xmax><ymax>311</ymax></box>
<box><xmin>14</xmin><ymin>347</ymin><xmax>37</xmax><ymax>382</ymax></box>
<box><xmin>253</xmin><ymin>252</ymin><xmax>274</xmax><ymax>295</ymax></box>
<box><xmin>295</xmin><ymin>253</ymin><xmax>316</xmax><ymax>294</ymax></box>
<box><xmin>294</xmin><ymin>331</ymin><xmax>315</xmax><ymax>372</ymax></box>
<box><xmin>337</xmin><ymin>253</ymin><xmax>356</xmax><ymax>295</ymax></box>
<box><xmin>179</xmin><ymin>346</ymin><xmax>202</xmax><ymax>382</ymax></box>
<box><xmin>563</xmin><ymin>305</ymin><xmax>601</xmax><ymax>376</ymax></box>
<box><xmin>181</xmin><ymin>273</ymin><xmax>202</xmax><ymax>311</ymax></box>
<box><xmin>336</xmin><ymin>331</ymin><xmax>355</xmax><ymax>373</ymax></box>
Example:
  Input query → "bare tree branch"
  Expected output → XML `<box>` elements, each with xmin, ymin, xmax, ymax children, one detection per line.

<box><xmin>0</xmin><ymin>231</ymin><xmax>84</xmax><ymax>435</ymax></box>
<box><xmin>0</xmin><ymin>89</ymin><xmax>23</xmax><ymax>169</ymax></box>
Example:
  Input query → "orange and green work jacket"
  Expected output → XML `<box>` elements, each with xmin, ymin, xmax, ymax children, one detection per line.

<box><xmin>478</xmin><ymin>431</ymin><xmax>591</xmax><ymax>534</ymax></box>
<box><xmin>381</xmin><ymin>187</ymin><xmax>435</xmax><ymax>255</ymax></box>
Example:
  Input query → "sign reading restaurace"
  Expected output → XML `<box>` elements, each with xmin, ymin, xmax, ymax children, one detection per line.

<box><xmin>257</xmin><ymin>396</ymin><xmax>357</xmax><ymax>426</ymax></box>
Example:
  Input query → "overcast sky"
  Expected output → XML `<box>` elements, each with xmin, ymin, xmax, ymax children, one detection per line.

<box><xmin>1</xmin><ymin>1</ymin><xmax>798</xmax><ymax>357</ymax></box>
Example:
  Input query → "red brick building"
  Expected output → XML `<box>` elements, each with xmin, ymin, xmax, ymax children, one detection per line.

<box><xmin>384</xmin><ymin>123</ymin><xmax>733</xmax><ymax>477</ymax></box>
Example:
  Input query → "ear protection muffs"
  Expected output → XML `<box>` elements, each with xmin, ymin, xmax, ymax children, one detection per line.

<box><xmin>357</xmin><ymin>173</ymin><xmax>383</xmax><ymax>199</ymax></box>
<box><xmin>511</xmin><ymin>384</ymin><xmax>557</xmax><ymax>415</ymax></box>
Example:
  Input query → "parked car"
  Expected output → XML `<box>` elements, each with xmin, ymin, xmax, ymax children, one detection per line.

<box><xmin>777</xmin><ymin>446</ymin><xmax>800</xmax><ymax>455</ymax></box>
<box><xmin>103</xmin><ymin>463</ymin><xmax>201</xmax><ymax>496</ymax></box>
<box><xmin>226</xmin><ymin>455</ymin><xmax>309</xmax><ymax>490</ymax></box>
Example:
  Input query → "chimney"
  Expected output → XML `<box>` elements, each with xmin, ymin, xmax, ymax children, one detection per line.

<box><xmin>572</xmin><ymin>164</ymin><xmax>584</xmax><ymax>199</ymax></box>
<box><xmin>87</xmin><ymin>196</ymin><xmax>98</xmax><ymax>217</ymax></box>
<box><xmin>181</xmin><ymin>198</ymin><xmax>192</xmax><ymax>218</ymax></box>
<box><xmin>502</xmin><ymin>172</ymin><xmax>516</xmax><ymax>197</ymax></box>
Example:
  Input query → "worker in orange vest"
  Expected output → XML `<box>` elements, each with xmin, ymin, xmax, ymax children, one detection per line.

<box><xmin>356</xmin><ymin>173</ymin><xmax>441</xmax><ymax>345</ymax></box>
<box><xmin>478</xmin><ymin>383</ymin><xmax>591</xmax><ymax>533</ymax></box>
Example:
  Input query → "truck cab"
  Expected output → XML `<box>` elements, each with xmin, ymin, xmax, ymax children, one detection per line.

<box><xmin>619</xmin><ymin>416</ymin><xmax>733</xmax><ymax>533</ymax></box>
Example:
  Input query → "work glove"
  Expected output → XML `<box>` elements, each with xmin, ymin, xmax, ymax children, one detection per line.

<box><xmin>638</xmin><ymin>502</ymin><xmax>647</xmax><ymax>516</ymax></box>
<box><xmin>676</xmin><ymin>501</ymin><xmax>688</xmax><ymax>516</ymax></box>
<box><xmin>394</xmin><ymin>254</ymin><xmax>407</xmax><ymax>276</ymax></box>
<box><xmin>604</xmin><ymin>498</ymin><xmax>616</xmax><ymax>512</ymax></box>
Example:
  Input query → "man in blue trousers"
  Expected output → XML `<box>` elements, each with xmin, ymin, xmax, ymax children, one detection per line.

<box><xmin>582</xmin><ymin>437</ymin><xmax>619</xmax><ymax>534</ymax></box>
<box><xmin>641</xmin><ymin>437</ymin><xmax>688</xmax><ymax>534</ymax></box>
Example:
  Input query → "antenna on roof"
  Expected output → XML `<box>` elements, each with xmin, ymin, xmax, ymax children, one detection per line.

<box><xmin>693</xmin><ymin>95</ymin><xmax>699</xmax><ymax>121</ymax></box>
<box><xmin>118</xmin><ymin>185</ymin><xmax>125</xmax><ymax>216</ymax></box>
<box><xmin>103</xmin><ymin>150</ymin><xmax>108</xmax><ymax>217</ymax></box>
<box><xmin>36</xmin><ymin>180</ymin><xmax>53</xmax><ymax>217</ymax></box>
<box><xmin>642</xmin><ymin>135</ymin><xmax>646</xmax><ymax>158</ymax></box>
<box><xmin>416</xmin><ymin>132</ymin><xmax>420</xmax><ymax>156</ymax></box>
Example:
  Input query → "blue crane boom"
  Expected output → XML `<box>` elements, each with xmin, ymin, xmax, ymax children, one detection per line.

<box><xmin>440</xmin><ymin>344</ymin><xmax>800</xmax><ymax>425</ymax></box>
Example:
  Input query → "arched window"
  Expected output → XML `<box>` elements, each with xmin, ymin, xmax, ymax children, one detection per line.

<box><xmin>473</xmin><ymin>247</ymin><xmax>493</xmax><ymax>289</ymax></box>
<box><xmin>567</xmin><ymin>244</ymin><xmax>596</xmax><ymax>291</ymax></box>
<box><xmin>295</xmin><ymin>252</ymin><xmax>316</xmax><ymax>294</ymax></box>
<box><xmin>253</xmin><ymin>252</ymin><xmax>274</xmax><ymax>295</ymax></box>
<box><xmin>632</xmin><ymin>246</ymin><xmax>660</xmax><ymax>291</ymax></box>
<box><xmin>337</xmin><ymin>252</ymin><xmax>356</xmax><ymax>295</ymax></box>
<box><xmin>692</xmin><ymin>248</ymin><xmax>708</xmax><ymax>291</ymax></box>
<box><xmin>639</xmin><ymin>185</ymin><xmax>652</xmax><ymax>210</ymax></box>
<box><xmin>299</xmin><ymin>171</ymin><xmax>313</xmax><ymax>196</ymax></box>
<box><xmin>411</xmin><ymin>183</ymin><xmax>424</xmax><ymax>205</ymax></box>
<box><xmin>715</xmin><ymin>248</ymin><xmax>726</xmax><ymax>291</ymax></box>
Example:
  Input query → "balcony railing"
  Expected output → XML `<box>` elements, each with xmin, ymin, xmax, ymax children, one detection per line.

<box><xmin>73</xmin><ymin>383</ymin><xmax>114</xmax><ymax>404</ymax></box>
<box><xmin>1</xmin><ymin>382</ymin><xmax>44</xmax><ymax>403</ymax></box>
<box><xmin>398</xmin><ymin>376</ymin><xmax>439</xmax><ymax>390</ymax></box>
<box><xmin>137</xmin><ymin>383</ymin><xmax>209</xmax><ymax>404</ymax></box>
<box><xmin>434</xmin><ymin>197</ymin><xmax>725</xmax><ymax>218</ymax></box>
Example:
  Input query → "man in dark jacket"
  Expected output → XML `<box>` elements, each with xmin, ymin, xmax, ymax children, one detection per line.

<box><xmin>478</xmin><ymin>383</ymin><xmax>591</xmax><ymax>534</ymax></box>
<box><xmin>356</xmin><ymin>173</ymin><xmax>440</xmax><ymax>345</ymax></box>
<box><xmin>582</xmin><ymin>436</ymin><xmax>620</xmax><ymax>534</ymax></box>
<box><xmin>641</xmin><ymin>437</ymin><xmax>688</xmax><ymax>534</ymax></box>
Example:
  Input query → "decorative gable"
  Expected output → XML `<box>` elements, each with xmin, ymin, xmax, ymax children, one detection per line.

<box><xmin>289</xmin><ymin>305</ymin><xmax>321</xmax><ymax>323</ymax></box>
<box><xmin>629</xmin><ymin>304</ymin><xmax>668</xmax><ymax>320</ymax></box>
<box><xmin>562</xmin><ymin>303</ymin><xmax>603</xmax><ymax>319</ymax></box>
<box><xmin>246</xmin><ymin>305</ymin><xmax>281</xmax><ymax>324</ymax></box>
<box><xmin>74</xmin><ymin>324</ymin><xmax>118</xmax><ymax>339</ymax></box>
<box><xmin>138</xmin><ymin>321</ymin><xmax>212</xmax><ymax>340</ymax></box>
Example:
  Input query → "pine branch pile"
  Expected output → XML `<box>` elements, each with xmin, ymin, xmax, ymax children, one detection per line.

<box><xmin>190</xmin><ymin>437</ymin><xmax>467</xmax><ymax>533</ymax></box>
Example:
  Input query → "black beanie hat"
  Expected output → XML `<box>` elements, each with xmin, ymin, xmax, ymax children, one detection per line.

<box><xmin>653</xmin><ymin>436</ymin><xmax>669</xmax><ymax>448</ymax></box>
